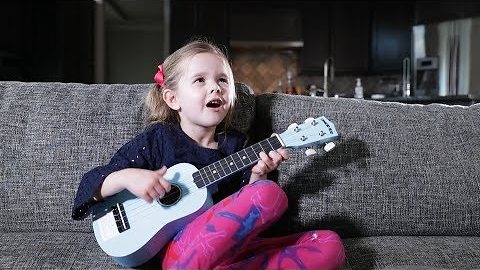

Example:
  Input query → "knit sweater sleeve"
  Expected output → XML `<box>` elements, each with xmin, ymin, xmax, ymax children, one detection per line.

<box><xmin>71</xmin><ymin>125</ymin><xmax>163</xmax><ymax>220</ymax></box>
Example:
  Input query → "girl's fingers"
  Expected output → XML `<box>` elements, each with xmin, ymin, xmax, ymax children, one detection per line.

<box><xmin>259</xmin><ymin>151</ymin><xmax>274</xmax><ymax>168</ymax></box>
<box><xmin>268</xmin><ymin>150</ymin><xmax>282</xmax><ymax>163</ymax></box>
<box><xmin>143</xmin><ymin>193</ymin><xmax>154</xmax><ymax>204</ymax></box>
<box><xmin>155</xmin><ymin>166</ymin><xmax>168</xmax><ymax>176</ymax></box>
<box><xmin>152</xmin><ymin>182</ymin><xmax>166</xmax><ymax>198</ymax></box>
<box><xmin>159</xmin><ymin>178</ymin><xmax>171</xmax><ymax>193</ymax></box>
<box><xmin>154</xmin><ymin>166</ymin><xmax>171</xmax><ymax>193</ymax></box>
<box><xmin>252</xmin><ymin>160</ymin><xmax>266</xmax><ymax>174</ymax></box>
<box><xmin>277</xmin><ymin>148</ymin><xmax>289</xmax><ymax>160</ymax></box>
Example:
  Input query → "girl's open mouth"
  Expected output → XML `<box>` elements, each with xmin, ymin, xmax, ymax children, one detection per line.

<box><xmin>206</xmin><ymin>99</ymin><xmax>223</xmax><ymax>108</ymax></box>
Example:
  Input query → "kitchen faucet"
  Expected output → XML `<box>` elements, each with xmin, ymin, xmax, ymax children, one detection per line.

<box><xmin>323</xmin><ymin>57</ymin><xmax>334</xmax><ymax>97</ymax></box>
<box><xmin>402</xmin><ymin>57</ymin><xmax>411</xmax><ymax>97</ymax></box>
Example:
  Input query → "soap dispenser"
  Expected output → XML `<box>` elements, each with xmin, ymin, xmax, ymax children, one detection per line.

<box><xmin>355</xmin><ymin>78</ymin><xmax>364</xmax><ymax>99</ymax></box>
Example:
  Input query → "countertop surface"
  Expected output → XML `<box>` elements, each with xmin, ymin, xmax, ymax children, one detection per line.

<box><xmin>369</xmin><ymin>95</ymin><xmax>479</xmax><ymax>105</ymax></box>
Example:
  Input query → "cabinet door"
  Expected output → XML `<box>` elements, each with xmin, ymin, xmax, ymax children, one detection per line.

<box><xmin>331</xmin><ymin>2</ymin><xmax>370</xmax><ymax>74</ymax></box>
<box><xmin>300</xmin><ymin>2</ymin><xmax>330</xmax><ymax>74</ymax></box>
<box><xmin>196</xmin><ymin>2</ymin><xmax>229</xmax><ymax>50</ymax></box>
<box><xmin>0</xmin><ymin>1</ymin><xmax>94</xmax><ymax>83</ymax></box>
<box><xmin>415</xmin><ymin>1</ymin><xmax>480</xmax><ymax>24</ymax></box>
<box><xmin>370</xmin><ymin>2</ymin><xmax>413</xmax><ymax>74</ymax></box>
<box><xmin>169</xmin><ymin>1</ymin><xmax>229</xmax><ymax>53</ymax></box>
<box><xmin>169</xmin><ymin>1</ymin><xmax>196</xmax><ymax>52</ymax></box>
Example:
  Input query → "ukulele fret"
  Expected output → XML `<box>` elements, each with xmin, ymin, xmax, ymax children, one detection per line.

<box><xmin>219</xmin><ymin>158</ymin><xmax>231</xmax><ymax>175</ymax></box>
<box><xmin>194</xmin><ymin>136</ymin><xmax>284</xmax><ymax>188</ymax></box>
<box><xmin>210</xmin><ymin>161</ymin><xmax>226</xmax><ymax>179</ymax></box>
<box><xmin>226</xmin><ymin>155</ymin><xmax>238</xmax><ymax>171</ymax></box>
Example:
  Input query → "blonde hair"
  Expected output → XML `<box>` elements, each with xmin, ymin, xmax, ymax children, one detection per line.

<box><xmin>144</xmin><ymin>39</ymin><xmax>236</xmax><ymax>131</ymax></box>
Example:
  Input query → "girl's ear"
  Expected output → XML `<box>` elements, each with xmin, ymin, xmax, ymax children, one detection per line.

<box><xmin>162</xmin><ymin>89</ymin><xmax>180</xmax><ymax>110</ymax></box>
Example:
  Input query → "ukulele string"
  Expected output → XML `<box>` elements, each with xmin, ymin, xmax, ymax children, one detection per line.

<box><xmin>126</xmin><ymin>163</ymin><xmax>256</xmax><ymax>215</ymax></box>
<box><xmin>125</xmin><ymin>137</ymin><xmax>293</xmax><ymax>217</ymax></box>
<box><xmin>111</xmin><ymin>120</ymin><xmax>329</xmax><ymax>220</ymax></box>
<box><xmin>125</xmin><ymin>146</ymin><xmax>270</xmax><ymax>215</ymax></box>
<box><xmin>126</xmin><ymin>133</ymin><xmax>308</xmax><ymax>216</ymax></box>
<box><xmin>125</xmin><ymin>155</ymin><xmax>262</xmax><ymax>217</ymax></box>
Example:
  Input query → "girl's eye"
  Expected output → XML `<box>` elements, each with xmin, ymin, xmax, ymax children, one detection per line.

<box><xmin>219</xmin><ymin>78</ymin><xmax>228</xmax><ymax>84</ymax></box>
<box><xmin>194</xmin><ymin>77</ymin><xmax>205</xmax><ymax>83</ymax></box>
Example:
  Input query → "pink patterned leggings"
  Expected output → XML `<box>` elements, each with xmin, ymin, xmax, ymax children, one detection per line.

<box><xmin>162</xmin><ymin>180</ymin><xmax>345</xmax><ymax>270</ymax></box>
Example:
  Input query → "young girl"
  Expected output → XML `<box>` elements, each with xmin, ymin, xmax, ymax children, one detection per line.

<box><xmin>72</xmin><ymin>39</ymin><xmax>345</xmax><ymax>269</ymax></box>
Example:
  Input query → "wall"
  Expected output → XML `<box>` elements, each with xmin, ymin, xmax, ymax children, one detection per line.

<box><xmin>0</xmin><ymin>1</ymin><xmax>94</xmax><ymax>83</ymax></box>
<box><xmin>106</xmin><ymin>24</ymin><xmax>164</xmax><ymax>83</ymax></box>
<box><xmin>103</xmin><ymin>0</ymin><xmax>166</xmax><ymax>84</ymax></box>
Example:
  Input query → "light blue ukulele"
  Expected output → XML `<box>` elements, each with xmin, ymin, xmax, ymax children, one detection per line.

<box><xmin>92</xmin><ymin>116</ymin><xmax>340</xmax><ymax>267</ymax></box>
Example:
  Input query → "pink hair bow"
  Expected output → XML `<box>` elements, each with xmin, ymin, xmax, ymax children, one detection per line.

<box><xmin>154</xmin><ymin>64</ymin><xmax>165</xmax><ymax>87</ymax></box>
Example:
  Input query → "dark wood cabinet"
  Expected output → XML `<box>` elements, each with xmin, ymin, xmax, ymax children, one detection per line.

<box><xmin>415</xmin><ymin>1</ymin><xmax>480</xmax><ymax>25</ymax></box>
<box><xmin>370</xmin><ymin>2</ymin><xmax>414</xmax><ymax>74</ymax></box>
<box><xmin>169</xmin><ymin>1</ymin><xmax>196</xmax><ymax>53</ymax></box>
<box><xmin>300</xmin><ymin>1</ymin><xmax>412</xmax><ymax>75</ymax></box>
<box><xmin>331</xmin><ymin>2</ymin><xmax>370</xmax><ymax>74</ymax></box>
<box><xmin>0</xmin><ymin>1</ymin><xmax>94</xmax><ymax>83</ymax></box>
<box><xmin>300</xmin><ymin>2</ymin><xmax>330</xmax><ymax>74</ymax></box>
<box><xmin>169</xmin><ymin>1</ymin><xmax>415</xmax><ymax>75</ymax></box>
<box><xmin>169</xmin><ymin>1</ymin><xmax>229</xmax><ymax>54</ymax></box>
<box><xmin>300</xmin><ymin>2</ymin><xmax>371</xmax><ymax>75</ymax></box>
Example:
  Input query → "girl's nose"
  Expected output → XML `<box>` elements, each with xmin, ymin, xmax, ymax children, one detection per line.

<box><xmin>210</xmin><ymin>86</ymin><xmax>221</xmax><ymax>94</ymax></box>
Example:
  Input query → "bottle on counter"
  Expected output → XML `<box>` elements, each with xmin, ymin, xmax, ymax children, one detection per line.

<box><xmin>308</xmin><ymin>84</ymin><xmax>323</xmax><ymax>97</ymax></box>
<box><xmin>274</xmin><ymin>80</ymin><xmax>283</xmax><ymax>94</ymax></box>
<box><xmin>285</xmin><ymin>70</ymin><xmax>298</xmax><ymax>95</ymax></box>
<box><xmin>354</xmin><ymin>78</ymin><xmax>364</xmax><ymax>99</ymax></box>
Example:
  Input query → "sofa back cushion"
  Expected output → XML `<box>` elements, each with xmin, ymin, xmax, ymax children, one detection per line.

<box><xmin>252</xmin><ymin>94</ymin><xmax>480</xmax><ymax>237</ymax></box>
<box><xmin>0</xmin><ymin>81</ymin><xmax>255</xmax><ymax>233</ymax></box>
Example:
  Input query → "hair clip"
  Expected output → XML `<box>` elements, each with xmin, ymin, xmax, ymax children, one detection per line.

<box><xmin>154</xmin><ymin>64</ymin><xmax>165</xmax><ymax>87</ymax></box>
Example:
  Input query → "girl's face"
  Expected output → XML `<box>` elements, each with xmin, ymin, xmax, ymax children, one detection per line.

<box><xmin>165</xmin><ymin>52</ymin><xmax>234</xmax><ymax>132</ymax></box>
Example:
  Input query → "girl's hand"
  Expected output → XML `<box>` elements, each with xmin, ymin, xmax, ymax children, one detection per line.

<box><xmin>249</xmin><ymin>148</ymin><xmax>289</xmax><ymax>183</ymax></box>
<box><xmin>125</xmin><ymin>166</ymin><xmax>171</xmax><ymax>203</ymax></box>
<box><xmin>101</xmin><ymin>166</ymin><xmax>171</xmax><ymax>203</ymax></box>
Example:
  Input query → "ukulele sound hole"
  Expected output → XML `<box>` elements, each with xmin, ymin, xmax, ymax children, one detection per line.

<box><xmin>158</xmin><ymin>184</ymin><xmax>181</xmax><ymax>206</ymax></box>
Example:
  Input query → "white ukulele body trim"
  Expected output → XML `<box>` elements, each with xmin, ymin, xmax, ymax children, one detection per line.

<box><xmin>93</xmin><ymin>163</ymin><xmax>212</xmax><ymax>266</ymax></box>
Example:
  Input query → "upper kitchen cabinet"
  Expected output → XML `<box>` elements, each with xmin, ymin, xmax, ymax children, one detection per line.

<box><xmin>0</xmin><ymin>1</ymin><xmax>94</xmax><ymax>83</ymax></box>
<box><xmin>169</xmin><ymin>1</ymin><xmax>229</xmax><ymax>54</ymax></box>
<box><xmin>300</xmin><ymin>2</ymin><xmax>330</xmax><ymax>74</ymax></box>
<box><xmin>415</xmin><ymin>1</ymin><xmax>480</xmax><ymax>25</ymax></box>
<box><xmin>370</xmin><ymin>2</ymin><xmax>414</xmax><ymax>74</ymax></box>
<box><xmin>301</xmin><ymin>1</ymin><xmax>411</xmax><ymax>75</ymax></box>
<box><xmin>229</xmin><ymin>1</ymin><xmax>301</xmax><ymax>48</ymax></box>
<box><xmin>300</xmin><ymin>2</ymin><xmax>371</xmax><ymax>75</ymax></box>
<box><xmin>301</xmin><ymin>2</ymin><xmax>370</xmax><ymax>74</ymax></box>
<box><xmin>331</xmin><ymin>2</ymin><xmax>370</xmax><ymax>75</ymax></box>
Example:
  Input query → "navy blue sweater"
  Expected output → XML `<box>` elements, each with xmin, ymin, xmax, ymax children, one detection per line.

<box><xmin>72</xmin><ymin>122</ymin><xmax>249</xmax><ymax>220</ymax></box>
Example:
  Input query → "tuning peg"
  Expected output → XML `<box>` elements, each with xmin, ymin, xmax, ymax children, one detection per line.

<box><xmin>324</xmin><ymin>142</ymin><xmax>336</xmax><ymax>152</ymax></box>
<box><xmin>304</xmin><ymin>117</ymin><xmax>314</xmax><ymax>124</ymax></box>
<box><xmin>305</xmin><ymin>148</ymin><xmax>317</xmax><ymax>156</ymax></box>
<box><xmin>304</xmin><ymin>117</ymin><xmax>317</xmax><ymax>126</ymax></box>
<box><xmin>288</xmin><ymin>123</ymin><xmax>299</xmax><ymax>130</ymax></box>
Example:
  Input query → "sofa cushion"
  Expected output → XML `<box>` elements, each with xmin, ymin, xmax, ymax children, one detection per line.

<box><xmin>1</xmin><ymin>233</ymin><xmax>478</xmax><ymax>269</ymax></box>
<box><xmin>252</xmin><ymin>94</ymin><xmax>480</xmax><ymax>237</ymax></box>
<box><xmin>0</xmin><ymin>232</ymin><xmax>126</xmax><ymax>269</ymax></box>
<box><xmin>0</xmin><ymin>81</ymin><xmax>255</xmax><ymax>233</ymax></box>
<box><xmin>342</xmin><ymin>236</ymin><xmax>480</xmax><ymax>269</ymax></box>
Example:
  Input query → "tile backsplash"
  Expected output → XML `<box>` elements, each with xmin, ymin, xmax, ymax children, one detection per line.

<box><xmin>231</xmin><ymin>48</ymin><xmax>299</xmax><ymax>93</ymax></box>
<box><xmin>231</xmin><ymin>48</ymin><xmax>403</xmax><ymax>98</ymax></box>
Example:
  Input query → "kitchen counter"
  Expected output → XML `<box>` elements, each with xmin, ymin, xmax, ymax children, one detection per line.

<box><xmin>370</xmin><ymin>95</ymin><xmax>479</xmax><ymax>106</ymax></box>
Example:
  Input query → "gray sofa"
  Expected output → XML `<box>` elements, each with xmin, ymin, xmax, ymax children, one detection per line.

<box><xmin>1</xmin><ymin>81</ymin><xmax>479</xmax><ymax>269</ymax></box>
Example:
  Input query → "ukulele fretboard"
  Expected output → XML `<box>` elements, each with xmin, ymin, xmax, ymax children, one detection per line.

<box><xmin>192</xmin><ymin>136</ymin><xmax>283</xmax><ymax>188</ymax></box>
